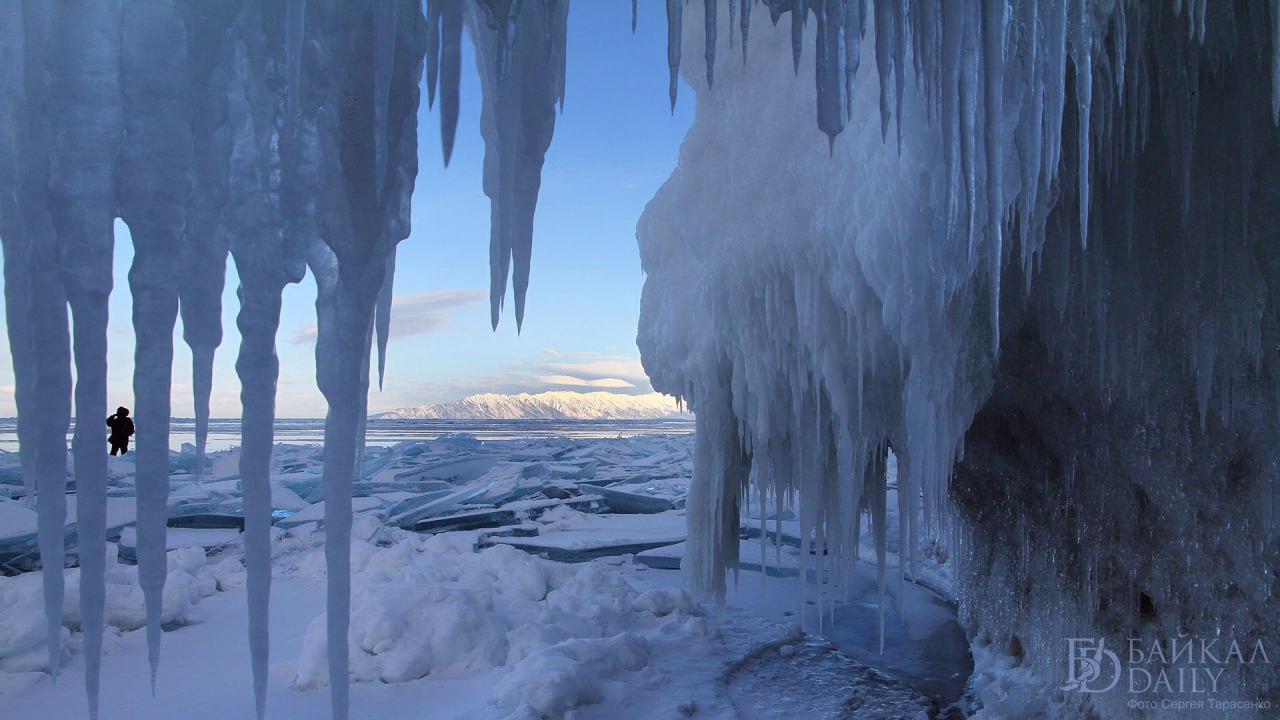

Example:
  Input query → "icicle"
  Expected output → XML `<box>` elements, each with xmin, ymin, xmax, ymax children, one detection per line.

<box><xmin>982</xmin><ymin>0</ymin><xmax>1006</xmax><ymax>352</ymax></box>
<box><xmin>632</xmin><ymin>0</ymin><xmax>638</xmax><ymax>33</ymax></box>
<box><xmin>20</xmin><ymin>12</ymin><xmax>77</xmax><ymax>671</ymax></box>
<box><xmin>180</xmin><ymin>183</ymin><xmax>230</xmax><ymax>486</ymax></box>
<box><xmin>869</xmin><ymin>447</ymin><xmax>887</xmax><ymax>652</ymax></box>
<box><xmin>31</xmin><ymin>251</ymin><xmax>71</xmax><ymax>683</ymax></box>
<box><xmin>893</xmin><ymin>448</ymin><xmax>908</xmax><ymax>617</ymax></box>
<box><xmin>232</xmin><ymin>283</ymin><xmax>285</xmax><ymax>720</ymax></box>
<box><xmin>320</xmin><ymin>327</ymin><xmax>364</xmax><ymax>720</ymax></box>
<box><xmin>740</xmin><ymin>0</ymin><xmax>751</xmax><ymax>64</ymax></box>
<box><xmin>313</xmin><ymin>4</ymin><xmax>422</xmax><ymax>713</ymax></box>
<box><xmin>843</xmin><ymin>0</ymin><xmax>863</xmax><ymax>119</ymax></box>
<box><xmin>705</xmin><ymin>0</ymin><xmax>717</xmax><ymax>87</ymax></box>
<box><xmin>374</xmin><ymin>0</ymin><xmax>396</xmax><ymax>201</ymax></box>
<box><xmin>425</xmin><ymin>0</ymin><xmax>441</xmax><ymax>107</ymax></box>
<box><xmin>961</xmin><ymin>8</ymin><xmax>979</xmax><ymax>261</ymax></box>
<box><xmin>48</xmin><ymin>0</ymin><xmax>124</xmax><ymax>693</ymax></box>
<box><xmin>286</xmin><ymin>0</ymin><xmax>306</xmax><ymax>125</ymax></box>
<box><xmin>790</xmin><ymin>0</ymin><xmax>804</xmax><ymax>74</ymax></box>
<box><xmin>667</xmin><ymin>0</ymin><xmax>682</xmax><ymax>109</ymax></box>
<box><xmin>375</xmin><ymin>248</ymin><xmax>396</xmax><ymax>391</ymax></box>
<box><xmin>308</xmin><ymin>240</ymin><xmax>340</xmax><ymax>402</ymax></box>
<box><xmin>815</xmin><ymin>0</ymin><xmax>846</xmax><ymax>149</ymax></box>
<box><xmin>941</xmin><ymin>0</ymin><xmax>964</xmax><ymax>253</ymax></box>
<box><xmin>1075</xmin><ymin>14</ymin><xmax>1093</xmax><ymax>248</ymax></box>
<box><xmin>0</xmin><ymin>1</ymin><xmax>36</xmax><ymax>504</ymax></box>
<box><xmin>356</xmin><ymin>307</ymin><xmax>375</xmax><ymax>481</ymax></box>
<box><xmin>473</xmin><ymin>0</ymin><xmax>567</xmax><ymax>330</ymax></box>
<box><xmin>891</xmin><ymin>0</ymin><xmax>905</xmax><ymax>150</ymax></box>
<box><xmin>439</xmin><ymin>0</ymin><xmax>463</xmax><ymax>165</ymax></box>
<box><xmin>1272</xmin><ymin>0</ymin><xmax>1280</xmax><ymax>125</ymax></box>
<box><xmin>69</xmin><ymin>290</ymin><xmax>111</xmax><ymax>718</ymax></box>
<box><xmin>120</xmin><ymin>0</ymin><xmax>198</xmax><ymax>694</ymax></box>
<box><xmin>181</xmin><ymin>0</ymin><xmax>234</xmax><ymax>489</ymax></box>
<box><xmin>873</xmin><ymin>0</ymin><xmax>894</xmax><ymax>140</ymax></box>
<box><xmin>728</xmin><ymin>0</ymin><xmax>736</xmax><ymax>49</ymax></box>
<box><xmin>2</xmin><ymin>0</ymin><xmax>59</xmax><ymax>692</ymax></box>
<box><xmin>32</xmin><ymin>11</ymin><xmax>86</xmax><ymax>681</ymax></box>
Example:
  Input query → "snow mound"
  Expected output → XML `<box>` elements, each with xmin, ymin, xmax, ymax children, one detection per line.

<box><xmin>492</xmin><ymin>633</ymin><xmax>650</xmax><ymax>719</ymax></box>
<box><xmin>289</xmin><ymin>534</ymin><xmax>700</xmax><ymax>717</ymax></box>
<box><xmin>0</xmin><ymin>545</ymin><xmax>241</xmax><ymax>672</ymax></box>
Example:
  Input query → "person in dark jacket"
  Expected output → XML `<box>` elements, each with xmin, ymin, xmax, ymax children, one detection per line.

<box><xmin>107</xmin><ymin>406</ymin><xmax>135</xmax><ymax>456</ymax></box>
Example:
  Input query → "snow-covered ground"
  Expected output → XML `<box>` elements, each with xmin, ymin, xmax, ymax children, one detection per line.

<box><xmin>0</xmin><ymin>434</ymin><xmax>974</xmax><ymax>719</ymax></box>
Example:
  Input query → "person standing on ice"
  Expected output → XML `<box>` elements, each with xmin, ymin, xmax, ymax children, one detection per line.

<box><xmin>106</xmin><ymin>406</ymin><xmax>135</xmax><ymax>456</ymax></box>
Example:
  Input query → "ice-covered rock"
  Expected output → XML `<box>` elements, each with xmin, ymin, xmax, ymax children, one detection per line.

<box><xmin>638</xmin><ymin>2</ymin><xmax>1280</xmax><ymax>714</ymax></box>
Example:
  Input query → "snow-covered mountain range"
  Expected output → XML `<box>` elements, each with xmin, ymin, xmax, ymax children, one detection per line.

<box><xmin>375</xmin><ymin>391</ymin><xmax>691</xmax><ymax>420</ymax></box>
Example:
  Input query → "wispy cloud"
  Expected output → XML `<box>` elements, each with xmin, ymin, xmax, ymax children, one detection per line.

<box><xmin>289</xmin><ymin>289</ymin><xmax>485</xmax><ymax>344</ymax></box>
<box><xmin>540</xmin><ymin>355</ymin><xmax>647</xmax><ymax>383</ymax></box>
<box><xmin>535</xmin><ymin>375</ymin><xmax>635</xmax><ymax>388</ymax></box>
<box><xmin>528</xmin><ymin>351</ymin><xmax>650</xmax><ymax>393</ymax></box>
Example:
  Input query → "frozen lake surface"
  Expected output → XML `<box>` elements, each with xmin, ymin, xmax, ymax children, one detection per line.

<box><xmin>0</xmin><ymin>426</ymin><xmax>972</xmax><ymax>719</ymax></box>
<box><xmin>0</xmin><ymin>417</ymin><xmax>696</xmax><ymax>453</ymax></box>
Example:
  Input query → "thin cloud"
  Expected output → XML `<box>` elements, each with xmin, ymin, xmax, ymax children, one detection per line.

<box><xmin>289</xmin><ymin>289</ymin><xmax>484</xmax><ymax>344</ymax></box>
<box><xmin>527</xmin><ymin>351</ymin><xmax>652</xmax><ymax>394</ymax></box>
<box><xmin>539</xmin><ymin>356</ymin><xmax>648</xmax><ymax>385</ymax></box>
<box><xmin>536</xmin><ymin>375</ymin><xmax>635</xmax><ymax>388</ymax></box>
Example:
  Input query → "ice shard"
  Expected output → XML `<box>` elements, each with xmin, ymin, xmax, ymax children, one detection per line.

<box><xmin>48</xmin><ymin>0</ymin><xmax>124</xmax><ymax>695</ymax></box>
<box><xmin>0</xmin><ymin>0</ymin><xmax>74</xmax><ymax>684</ymax></box>
<box><xmin>0</xmin><ymin>2</ymin><xmax>35</xmax><ymax>502</ymax></box>
<box><xmin>222</xmin><ymin>3</ymin><xmax>311</xmax><ymax>715</ymax></box>
<box><xmin>307</xmin><ymin>5</ymin><xmax>424</xmax><ymax>717</ymax></box>
<box><xmin>470</xmin><ymin>0</ymin><xmax>568</xmax><ymax>331</ymax></box>
<box><xmin>375</xmin><ymin>248</ymin><xmax>396</xmax><ymax>391</ymax></box>
<box><xmin>119</xmin><ymin>0</ymin><xmax>194</xmax><ymax>692</ymax></box>
<box><xmin>432</xmin><ymin>0</ymin><xmax>464</xmax><ymax>166</ymax></box>
<box><xmin>180</xmin><ymin>1</ymin><xmax>237</xmax><ymax>484</ymax></box>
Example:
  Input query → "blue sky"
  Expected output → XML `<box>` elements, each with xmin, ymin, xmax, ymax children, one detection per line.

<box><xmin>0</xmin><ymin>2</ymin><xmax>693</xmax><ymax>418</ymax></box>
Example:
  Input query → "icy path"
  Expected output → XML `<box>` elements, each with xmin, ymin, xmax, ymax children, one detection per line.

<box><xmin>726</xmin><ymin>635</ymin><xmax>935</xmax><ymax>720</ymax></box>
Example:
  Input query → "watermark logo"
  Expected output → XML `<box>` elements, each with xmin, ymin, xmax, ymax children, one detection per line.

<box><xmin>1061</xmin><ymin>635</ymin><xmax>1274</xmax><ymax>713</ymax></box>
<box><xmin>1061</xmin><ymin>638</ymin><xmax>1122</xmax><ymax>693</ymax></box>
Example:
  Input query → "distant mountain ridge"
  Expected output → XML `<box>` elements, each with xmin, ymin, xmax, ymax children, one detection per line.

<box><xmin>375</xmin><ymin>391</ymin><xmax>691</xmax><ymax>420</ymax></box>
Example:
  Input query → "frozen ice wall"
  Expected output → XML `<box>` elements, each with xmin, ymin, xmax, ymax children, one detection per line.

<box><xmin>638</xmin><ymin>1</ymin><xmax>1280</xmax><ymax>716</ymax></box>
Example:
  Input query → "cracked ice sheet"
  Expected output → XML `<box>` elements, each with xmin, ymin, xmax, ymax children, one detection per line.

<box><xmin>0</xmin><ymin>496</ymin><xmax>136</xmax><ymax>544</ymax></box>
<box><xmin>493</xmin><ymin>508</ymin><xmax>689</xmax><ymax>552</ymax></box>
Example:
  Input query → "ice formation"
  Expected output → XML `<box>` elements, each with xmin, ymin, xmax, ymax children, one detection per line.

<box><xmin>3</xmin><ymin>1</ymin><xmax>1280</xmax><ymax>719</ymax></box>
<box><xmin>637</xmin><ymin>1</ymin><xmax>1280</xmax><ymax>716</ymax></box>
<box><xmin>0</xmin><ymin>2</ymin><xmax>423</xmax><ymax>718</ymax></box>
<box><xmin>468</xmin><ymin>0</ymin><xmax>568</xmax><ymax>331</ymax></box>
